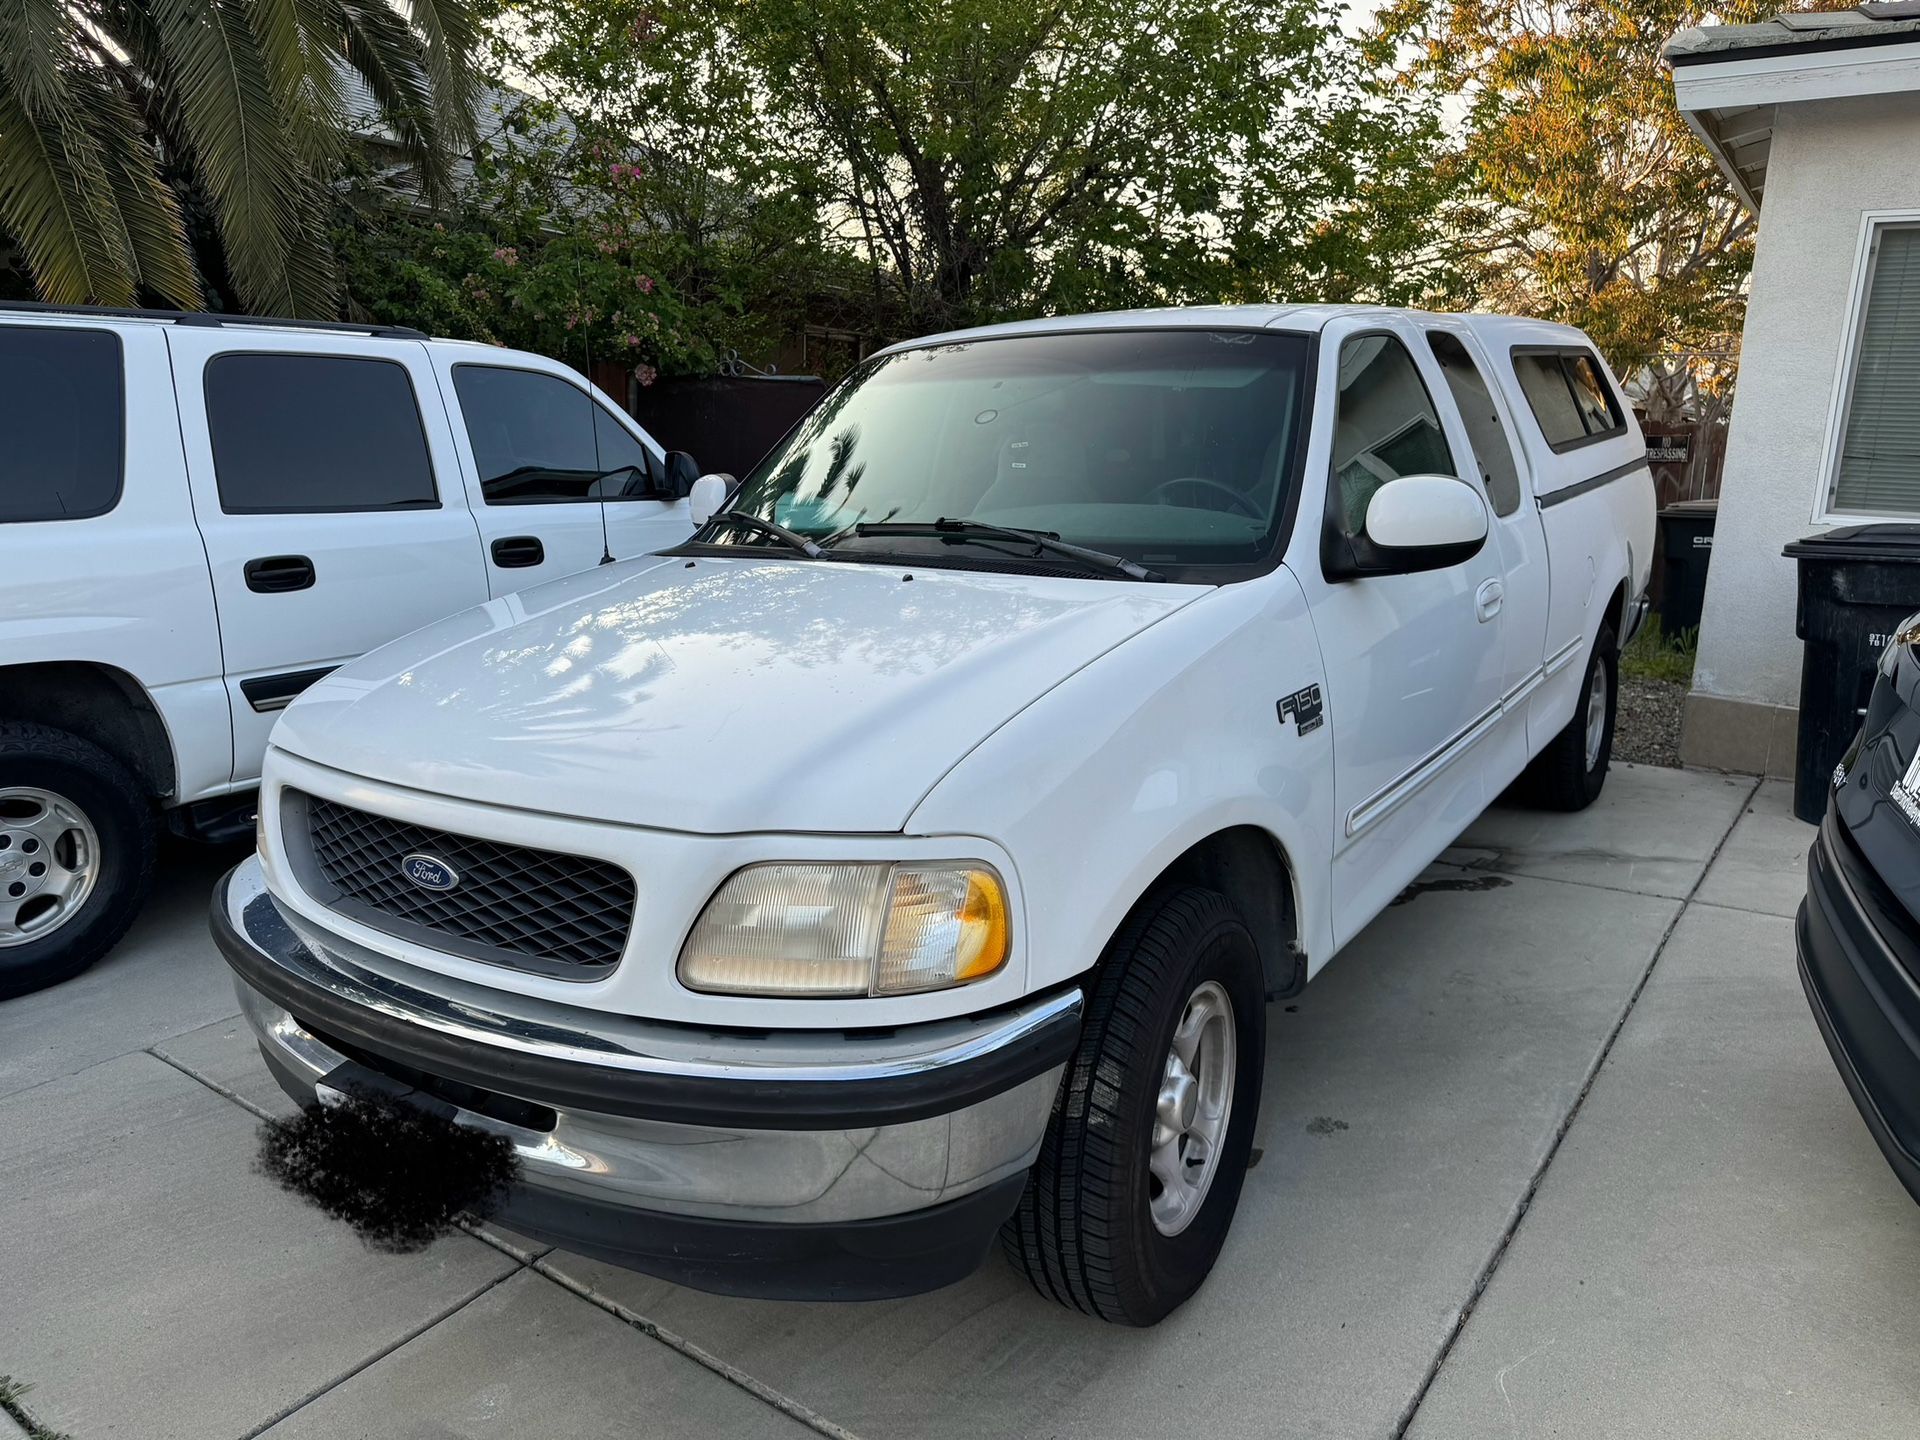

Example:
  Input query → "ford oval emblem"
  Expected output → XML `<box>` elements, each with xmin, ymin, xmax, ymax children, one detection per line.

<box><xmin>401</xmin><ymin>853</ymin><xmax>459</xmax><ymax>893</ymax></box>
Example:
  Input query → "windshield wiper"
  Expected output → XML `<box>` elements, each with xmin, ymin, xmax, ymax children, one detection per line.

<box><xmin>838</xmin><ymin>518</ymin><xmax>1164</xmax><ymax>582</ymax></box>
<box><xmin>707</xmin><ymin>510</ymin><xmax>824</xmax><ymax>558</ymax></box>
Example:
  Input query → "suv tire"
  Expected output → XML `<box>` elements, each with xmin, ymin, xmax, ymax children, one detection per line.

<box><xmin>0</xmin><ymin>722</ymin><xmax>157</xmax><ymax>999</ymax></box>
<box><xmin>1002</xmin><ymin>884</ymin><xmax>1265</xmax><ymax>1325</ymax></box>
<box><xmin>1525</xmin><ymin>623</ymin><xmax>1618</xmax><ymax>812</ymax></box>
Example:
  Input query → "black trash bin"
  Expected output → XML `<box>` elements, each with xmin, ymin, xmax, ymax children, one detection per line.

<box><xmin>1657</xmin><ymin>499</ymin><xmax>1717</xmax><ymax>636</ymax></box>
<box><xmin>1785</xmin><ymin>525</ymin><xmax>1920</xmax><ymax>823</ymax></box>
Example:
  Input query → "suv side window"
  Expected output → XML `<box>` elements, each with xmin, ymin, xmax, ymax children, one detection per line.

<box><xmin>1330</xmin><ymin>333</ymin><xmax>1459</xmax><ymax>536</ymax></box>
<box><xmin>452</xmin><ymin>365</ymin><xmax>657</xmax><ymax>504</ymax></box>
<box><xmin>0</xmin><ymin>326</ymin><xmax>124</xmax><ymax>523</ymax></box>
<box><xmin>1427</xmin><ymin>332</ymin><xmax>1522</xmax><ymax>517</ymax></box>
<box><xmin>205</xmin><ymin>353</ymin><xmax>438</xmax><ymax>513</ymax></box>
<box><xmin>1512</xmin><ymin>348</ymin><xmax>1626</xmax><ymax>451</ymax></box>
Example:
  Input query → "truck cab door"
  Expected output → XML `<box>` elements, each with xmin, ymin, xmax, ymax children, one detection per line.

<box><xmin>432</xmin><ymin>355</ymin><xmax>690</xmax><ymax>595</ymax></box>
<box><xmin>165</xmin><ymin>330</ymin><xmax>490</xmax><ymax>786</ymax></box>
<box><xmin>1290</xmin><ymin>319</ymin><xmax>1508</xmax><ymax>946</ymax></box>
<box><xmin>1422</xmin><ymin>323</ymin><xmax>1550</xmax><ymax>793</ymax></box>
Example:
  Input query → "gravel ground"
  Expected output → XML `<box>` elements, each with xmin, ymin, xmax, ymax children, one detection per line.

<box><xmin>1616</xmin><ymin>674</ymin><xmax>1685</xmax><ymax>768</ymax></box>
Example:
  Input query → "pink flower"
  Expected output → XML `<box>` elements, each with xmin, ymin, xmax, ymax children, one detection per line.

<box><xmin>637</xmin><ymin>364</ymin><xmax>658</xmax><ymax>387</ymax></box>
<box><xmin>493</xmin><ymin>246</ymin><xmax>519</xmax><ymax>267</ymax></box>
<box><xmin>636</xmin><ymin>274</ymin><xmax>654</xmax><ymax>294</ymax></box>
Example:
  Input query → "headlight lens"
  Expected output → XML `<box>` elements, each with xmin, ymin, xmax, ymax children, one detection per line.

<box><xmin>679</xmin><ymin>861</ymin><xmax>1011</xmax><ymax>997</ymax></box>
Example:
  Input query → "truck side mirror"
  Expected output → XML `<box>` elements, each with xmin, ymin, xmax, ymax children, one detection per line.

<box><xmin>688</xmin><ymin>474</ymin><xmax>732</xmax><ymax>528</ymax></box>
<box><xmin>1325</xmin><ymin>473</ymin><xmax>1489</xmax><ymax>579</ymax></box>
<box><xmin>662</xmin><ymin>451</ymin><xmax>701</xmax><ymax>499</ymax></box>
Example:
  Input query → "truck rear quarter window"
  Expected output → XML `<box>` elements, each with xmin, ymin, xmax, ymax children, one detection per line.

<box><xmin>0</xmin><ymin>326</ymin><xmax>124</xmax><ymax>523</ymax></box>
<box><xmin>205</xmin><ymin>353</ymin><xmax>438</xmax><ymax>514</ymax></box>
<box><xmin>1511</xmin><ymin>348</ymin><xmax>1626</xmax><ymax>452</ymax></box>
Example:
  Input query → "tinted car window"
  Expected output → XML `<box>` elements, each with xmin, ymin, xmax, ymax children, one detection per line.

<box><xmin>1330</xmin><ymin>333</ymin><xmax>1457</xmax><ymax>536</ymax></box>
<box><xmin>1565</xmin><ymin>352</ymin><xmax>1624</xmax><ymax>436</ymax></box>
<box><xmin>1513</xmin><ymin>353</ymin><xmax>1588</xmax><ymax>448</ymax></box>
<box><xmin>454</xmin><ymin>365</ymin><xmax>657</xmax><ymax>503</ymax></box>
<box><xmin>205</xmin><ymin>354</ymin><xmax>437</xmax><ymax>514</ymax></box>
<box><xmin>1514</xmin><ymin>349</ymin><xmax>1625</xmax><ymax>451</ymax></box>
<box><xmin>0</xmin><ymin>327</ymin><xmax>124</xmax><ymax>523</ymax></box>
<box><xmin>1428</xmin><ymin>332</ymin><xmax>1521</xmax><ymax>517</ymax></box>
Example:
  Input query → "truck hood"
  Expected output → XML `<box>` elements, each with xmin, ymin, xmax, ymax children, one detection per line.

<box><xmin>273</xmin><ymin>556</ymin><xmax>1205</xmax><ymax>833</ymax></box>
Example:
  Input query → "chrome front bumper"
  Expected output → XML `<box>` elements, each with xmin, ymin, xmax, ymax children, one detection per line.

<box><xmin>214</xmin><ymin>858</ymin><xmax>1079</xmax><ymax>1297</ymax></box>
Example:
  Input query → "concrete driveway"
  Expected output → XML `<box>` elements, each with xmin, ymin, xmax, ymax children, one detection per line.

<box><xmin>3</xmin><ymin>764</ymin><xmax>1917</xmax><ymax>1438</ymax></box>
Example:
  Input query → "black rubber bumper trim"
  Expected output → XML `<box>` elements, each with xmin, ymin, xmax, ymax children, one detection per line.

<box><xmin>499</xmin><ymin>1172</ymin><xmax>1030</xmax><ymax>1301</ymax></box>
<box><xmin>1796</xmin><ymin>815</ymin><xmax>1920</xmax><ymax>1206</ymax></box>
<box><xmin>211</xmin><ymin>869</ymin><xmax>1080</xmax><ymax>1132</ymax></box>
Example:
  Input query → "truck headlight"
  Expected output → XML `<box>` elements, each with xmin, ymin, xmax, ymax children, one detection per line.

<box><xmin>678</xmin><ymin>861</ymin><xmax>1011</xmax><ymax>997</ymax></box>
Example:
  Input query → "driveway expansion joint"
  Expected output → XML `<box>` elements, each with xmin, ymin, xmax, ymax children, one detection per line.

<box><xmin>530</xmin><ymin>1258</ymin><xmax>867</xmax><ymax>1440</ymax></box>
<box><xmin>1389</xmin><ymin>774</ymin><xmax>1764</xmax><ymax>1439</ymax></box>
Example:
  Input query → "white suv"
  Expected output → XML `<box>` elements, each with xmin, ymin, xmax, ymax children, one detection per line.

<box><xmin>0</xmin><ymin>302</ymin><xmax>699</xmax><ymax>998</ymax></box>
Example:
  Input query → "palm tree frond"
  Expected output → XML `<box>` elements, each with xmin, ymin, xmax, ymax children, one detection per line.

<box><xmin>403</xmin><ymin>0</ymin><xmax>482</xmax><ymax>148</ymax></box>
<box><xmin>335</xmin><ymin>0</ymin><xmax>452</xmax><ymax>201</ymax></box>
<box><xmin>0</xmin><ymin>0</ymin><xmax>79</xmax><ymax>119</ymax></box>
<box><xmin>77</xmin><ymin>69</ymin><xmax>203</xmax><ymax>307</ymax></box>
<box><xmin>246</xmin><ymin>0</ymin><xmax>345</xmax><ymax>169</ymax></box>
<box><xmin>0</xmin><ymin>85</ymin><xmax>137</xmax><ymax>305</ymax></box>
<box><xmin>149</xmin><ymin>0</ymin><xmax>334</xmax><ymax>315</ymax></box>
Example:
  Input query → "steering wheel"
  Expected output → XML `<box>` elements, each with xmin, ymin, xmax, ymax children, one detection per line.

<box><xmin>1146</xmin><ymin>476</ymin><xmax>1261</xmax><ymax>518</ymax></box>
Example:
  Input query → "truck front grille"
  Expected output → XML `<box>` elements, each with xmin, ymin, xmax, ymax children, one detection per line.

<box><xmin>286</xmin><ymin>791</ymin><xmax>635</xmax><ymax>977</ymax></box>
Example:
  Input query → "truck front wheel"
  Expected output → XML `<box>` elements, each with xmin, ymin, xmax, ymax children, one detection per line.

<box><xmin>1003</xmin><ymin>884</ymin><xmax>1265</xmax><ymax>1325</ymax></box>
<box><xmin>0</xmin><ymin>722</ymin><xmax>157</xmax><ymax>999</ymax></box>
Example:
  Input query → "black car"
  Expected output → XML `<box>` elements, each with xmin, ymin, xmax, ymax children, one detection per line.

<box><xmin>1800</xmin><ymin>622</ymin><xmax>1920</xmax><ymax>1204</ymax></box>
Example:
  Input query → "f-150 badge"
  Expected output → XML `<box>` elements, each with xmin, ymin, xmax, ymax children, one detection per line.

<box><xmin>1278</xmin><ymin>685</ymin><xmax>1324</xmax><ymax>736</ymax></box>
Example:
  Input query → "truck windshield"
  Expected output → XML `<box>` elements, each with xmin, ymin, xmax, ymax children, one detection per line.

<box><xmin>710</xmin><ymin>328</ymin><xmax>1311</xmax><ymax>577</ymax></box>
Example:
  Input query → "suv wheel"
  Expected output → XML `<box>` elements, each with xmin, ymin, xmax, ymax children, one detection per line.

<box><xmin>1002</xmin><ymin>885</ymin><xmax>1265</xmax><ymax>1325</ymax></box>
<box><xmin>0</xmin><ymin>723</ymin><xmax>156</xmax><ymax>999</ymax></box>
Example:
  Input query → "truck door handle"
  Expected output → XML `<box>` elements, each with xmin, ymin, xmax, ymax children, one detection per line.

<box><xmin>491</xmin><ymin>535</ymin><xmax>545</xmax><ymax>568</ymax></box>
<box><xmin>243</xmin><ymin>555</ymin><xmax>315</xmax><ymax>593</ymax></box>
<box><xmin>1475</xmin><ymin>578</ymin><xmax>1504</xmax><ymax>623</ymax></box>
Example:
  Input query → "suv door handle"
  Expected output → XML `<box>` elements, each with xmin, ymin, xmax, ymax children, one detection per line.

<box><xmin>491</xmin><ymin>535</ymin><xmax>545</xmax><ymax>568</ymax></box>
<box><xmin>1475</xmin><ymin>578</ymin><xmax>1504</xmax><ymax>623</ymax></box>
<box><xmin>243</xmin><ymin>555</ymin><xmax>315</xmax><ymax>594</ymax></box>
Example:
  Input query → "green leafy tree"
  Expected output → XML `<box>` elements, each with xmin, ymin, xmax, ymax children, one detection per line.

<box><xmin>335</xmin><ymin>119</ymin><xmax>716</xmax><ymax>381</ymax></box>
<box><xmin>490</xmin><ymin>0</ymin><xmax>878</xmax><ymax>367</ymax></box>
<box><xmin>722</xmin><ymin>0</ymin><xmax>1459</xmax><ymax>330</ymax></box>
<box><xmin>1368</xmin><ymin>0</ymin><xmax>1838</xmax><ymax>423</ymax></box>
<box><xmin>0</xmin><ymin>0</ymin><xmax>485</xmax><ymax>314</ymax></box>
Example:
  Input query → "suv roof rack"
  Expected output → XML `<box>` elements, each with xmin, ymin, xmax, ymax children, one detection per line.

<box><xmin>0</xmin><ymin>299</ymin><xmax>429</xmax><ymax>341</ymax></box>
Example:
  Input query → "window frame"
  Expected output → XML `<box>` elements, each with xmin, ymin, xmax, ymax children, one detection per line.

<box><xmin>0</xmin><ymin>323</ymin><xmax>127</xmax><ymax>524</ymax></box>
<box><xmin>1320</xmin><ymin>326</ymin><xmax>1472</xmax><ymax>580</ymax></box>
<box><xmin>1323</xmin><ymin>327</ymin><xmax>1463</xmax><ymax>530</ymax></box>
<box><xmin>1512</xmin><ymin>347</ymin><xmax>1620</xmax><ymax>453</ymax></box>
<box><xmin>1426</xmin><ymin>328</ymin><xmax>1524</xmax><ymax>519</ymax></box>
<box><xmin>1815</xmin><ymin>212</ymin><xmax>1920</xmax><ymax>524</ymax></box>
<box><xmin>451</xmin><ymin>361</ymin><xmax>667</xmax><ymax>506</ymax></box>
<box><xmin>204</xmin><ymin>350</ymin><xmax>442</xmax><ymax>516</ymax></box>
<box><xmin>673</xmin><ymin>324</ymin><xmax>1323</xmax><ymax>586</ymax></box>
<box><xmin>1508</xmin><ymin>345</ymin><xmax>1627</xmax><ymax>454</ymax></box>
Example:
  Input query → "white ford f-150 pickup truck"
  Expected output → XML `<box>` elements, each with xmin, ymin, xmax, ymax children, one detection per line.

<box><xmin>0</xmin><ymin>302</ymin><xmax>697</xmax><ymax>998</ymax></box>
<box><xmin>214</xmin><ymin>304</ymin><xmax>1653</xmax><ymax>1325</ymax></box>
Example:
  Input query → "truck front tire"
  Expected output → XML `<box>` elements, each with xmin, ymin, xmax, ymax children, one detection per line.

<box><xmin>0</xmin><ymin>722</ymin><xmax>156</xmax><ymax>999</ymax></box>
<box><xmin>1003</xmin><ymin>884</ymin><xmax>1265</xmax><ymax>1325</ymax></box>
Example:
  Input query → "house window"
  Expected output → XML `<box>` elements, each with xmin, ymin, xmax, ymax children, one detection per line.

<box><xmin>1834</xmin><ymin>225</ymin><xmax>1920</xmax><ymax>515</ymax></box>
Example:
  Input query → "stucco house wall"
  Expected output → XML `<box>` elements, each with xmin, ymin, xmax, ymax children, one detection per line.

<box><xmin>1685</xmin><ymin>89</ymin><xmax>1920</xmax><ymax>773</ymax></box>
